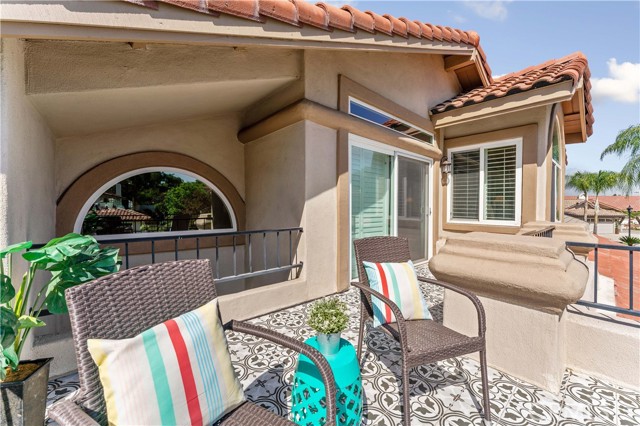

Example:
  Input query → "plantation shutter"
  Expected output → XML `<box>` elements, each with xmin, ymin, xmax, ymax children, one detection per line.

<box><xmin>484</xmin><ymin>145</ymin><xmax>517</xmax><ymax>220</ymax></box>
<box><xmin>451</xmin><ymin>150</ymin><xmax>480</xmax><ymax>220</ymax></box>
<box><xmin>351</xmin><ymin>145</ymin><xmax>392</xmax><ymax>276</ymax></box>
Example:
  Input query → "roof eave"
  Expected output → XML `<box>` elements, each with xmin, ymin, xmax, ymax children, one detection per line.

<box><xmin>431</xmin><ymin>79</ymin><xmax>576</xmax><ymax>129</ymax></box>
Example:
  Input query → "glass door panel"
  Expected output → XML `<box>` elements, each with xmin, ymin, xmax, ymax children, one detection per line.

<box><xmin>397</xmin><ymin>156</ymin><xmax>428</xmax><ymax>261</ymax></box>
<box><xmin>351</xmin><ymin>145</ymin><xmax>392</xmax><ymax>277</ymax></box>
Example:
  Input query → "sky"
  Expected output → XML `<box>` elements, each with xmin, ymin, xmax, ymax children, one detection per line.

<box><xmin>328</xmin><ymin>0</ymin><xmax>640</xmax><ymax>181</ymax></box>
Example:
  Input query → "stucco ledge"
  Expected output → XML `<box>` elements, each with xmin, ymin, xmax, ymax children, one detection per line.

<box><xmin>429</xmin><ymin>232</ymin><xmax>589</xmax><ymax>314</ymax></box>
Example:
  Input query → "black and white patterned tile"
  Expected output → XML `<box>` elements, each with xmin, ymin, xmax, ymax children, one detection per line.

<box><xmin>47</xmin><ymin>266</ymin><xmax>640</xmax><ymax>425</ymax></box>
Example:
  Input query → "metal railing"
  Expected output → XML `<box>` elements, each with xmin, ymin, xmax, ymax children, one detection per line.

<box><xmin>568</xmin><ymin>241</ymin><xmax>639</xmax><ymax>318</ymax></box>
<box><xmin>33</xmin><ymin>227</ymin><xmax>303</xmax><ymax>284</ymax></box>
<box><xmin>522</xmin><ymin>226</ymin><xmax>555</xmax><ymax>238</ymax></box>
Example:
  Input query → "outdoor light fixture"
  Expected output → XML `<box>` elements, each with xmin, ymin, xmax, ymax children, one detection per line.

<box><xmin>627</xmin><ymin>205</ymin><xmax>633</xmax><ymax>239</ymax></box>
<box><xmin>440</xmin><ymin>156</ymin><xmax>452</xmax><ymax>185</ymax></box>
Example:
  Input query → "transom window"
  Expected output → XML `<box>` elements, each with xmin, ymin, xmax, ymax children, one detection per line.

<box><xmin>348</xmin><ymin>98</ymin><xmax>434</xmax><ymax>144</ymax></box>
<box><xmin>448</xmin><ymin>139</ymin><xmax>522</xmax><ymax>225</ymax></box>
<box><xmin>78</xmin><ymin>169</ymin><xmax>235</xmax><ymax>239</ymax></box>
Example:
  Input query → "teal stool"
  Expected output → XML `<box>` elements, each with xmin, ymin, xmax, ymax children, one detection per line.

<box><xmin>291</xmin><ymin>337</ymin><xmax>363</xmax><ymax>426</ymax></box>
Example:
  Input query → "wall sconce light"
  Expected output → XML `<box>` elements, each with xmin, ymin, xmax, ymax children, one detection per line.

<box><xmin>440</xmin><ymin>156</ymin><xmax>452</xmax><ymax>185</ymax></box>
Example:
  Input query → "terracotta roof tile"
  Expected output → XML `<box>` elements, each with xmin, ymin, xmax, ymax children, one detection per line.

<box><xmin>364</xmin><ymin>10</ymin><xmax>393</xmax><ymax>36</ymax></box>
<box><xmin>431</xmin><ymin>52</ymin><xmax>594</xmax><ymax>137</ymax></box>
<box><xmin>399</xmin><ymin>17</ymin><xmax>421</xmax><ymax>38</ymax></box>
<box><xmin>124</xmin><ymin>0</ymin><xmax>492</xmax><ymax>79</ymax></box>
<box><xmin>207</xmin><ymin>1</ymin><xmax>260</xmax><ymax>20</ymax></box>
<box><xmin>259</xmin><ymin>0</ymin><xmax>299</xmax><ymax>26</ymax></box>
<box><xmin>566</xmin><ymin>196</ymin><xmax>640</xmax><ymax>212</ymax></box>
<box><xmin>316</xmin><ymin>2</ymin><xmax>353</xmax><ymax>32</ymax></box>
<box><xmin>565</xmin><ymin>200</ymin><xmax>626</xmax><ymax>219</ymax></box>
<box><xmin>342</xmin><ymin>5</ymin><xmax>374</xmax><ymax>33</ymax></box>
<box><xmin>93</xmin><ymin>208</ymin><xmax>152</xmax><ymax>221</ymax></box>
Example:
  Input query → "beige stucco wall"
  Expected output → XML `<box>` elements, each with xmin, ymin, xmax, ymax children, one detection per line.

<box><xmin>55</xmin><ymin>115</ymin><xmax>245</xmax><ymax>200</ymax></box>
<box><xmin>304</xmin><ymin>50</ymin><xmax>460</xmax><ymax>116</ymax></box>
<box><xmin>0</xmin><ymin>38</ymin><xmax>56</xmax><ymax>247</ymax></box>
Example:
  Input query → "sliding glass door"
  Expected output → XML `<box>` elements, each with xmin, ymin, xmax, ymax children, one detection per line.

<box><xmin>397</xmin><ymin>156</ymin><xmax>429</xmax><ymax>262</ymax></box>
<box><xmin>350</xmin><ymin>137</ymin><xmax>431</xmax><ymax>277</ymax></box>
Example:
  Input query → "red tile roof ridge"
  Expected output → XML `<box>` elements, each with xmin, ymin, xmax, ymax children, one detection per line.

<box><xmin>122</xmin><ymin>0</ymin><xmax>491</xmax><ymax>80</ymax></box>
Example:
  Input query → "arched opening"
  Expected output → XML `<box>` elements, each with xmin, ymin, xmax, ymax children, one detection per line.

<box><xmin>75</xmin><ymin>167</ymin><xmax>236</xmax><ymax>239</ymax></box>
<box><xmin>550</xmin><ymin>118</ymin><xmax>563</xmax><ymax>222</ymax></box>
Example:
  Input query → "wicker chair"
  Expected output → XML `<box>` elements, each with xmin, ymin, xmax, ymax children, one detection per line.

<box><xmin>353</xmin><ymin>237</ymin><xmax>491</xmax><ymax>425</ymax></box>
<box><xmin>48</xmin><ymin>259</ymin><xmax>336</xmax><ymax>426</ymax></box>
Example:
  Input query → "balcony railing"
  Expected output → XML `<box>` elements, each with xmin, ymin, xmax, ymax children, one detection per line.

<box><xmin>522</xmin><ymin>226</ymin><xmax>555</xmax><ymax>238</ymax></box>
<box><xmin>33</xmin><ymin>227</ymin><xmax>303</xmax><ymax>284</ymax></box>
<box><xmin>567</xmin><ymin>241</ymin><xmax>639</xmax><ymax>318</ymax></box>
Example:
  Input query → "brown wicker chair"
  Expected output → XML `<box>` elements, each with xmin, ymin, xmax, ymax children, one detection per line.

<box><xmin>48</xmin><ymin>259</ymin><xmax>336</xmax><ymax>426</ymax></box>
<box><xmin>353</xmin><ymin>236</ymin><xmax>491</xmax><ymax>425</ymax></box>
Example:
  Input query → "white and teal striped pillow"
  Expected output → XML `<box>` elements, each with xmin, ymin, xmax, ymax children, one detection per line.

<box><xmin>363</xmin><ymin>260</ymin><xmax>432</xmax><ymax>327</ymax></box>
<box><xmin>88</xmin><ymin>298</ymin><xmax>245</xmax><ymax>425</ymax></box>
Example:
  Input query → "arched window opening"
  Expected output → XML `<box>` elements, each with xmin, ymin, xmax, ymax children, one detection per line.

<box><xmin>76</xmin><ymin>169</ymin><xmax>236</xmax><ymax>238</ymax></box>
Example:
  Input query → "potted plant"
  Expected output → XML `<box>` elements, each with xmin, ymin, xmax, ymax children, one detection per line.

<box><xmin>307</xmin><ymin>298</ymin><xmax>349</xmax><ymax>356</ymax></box>
<box><xmin>0</xmin><ymin>233</ymin><xmax>119</xmax><ymax>426</ymax></box>
<box><xmin>619</xmin><ymin>235</ymin><xmax>640</xmax><ymax>246</ymax></box>
<box><xmin>614</xmin><ymin>220</ymin><xmax>621</xmax><ymax>234</ymax></box>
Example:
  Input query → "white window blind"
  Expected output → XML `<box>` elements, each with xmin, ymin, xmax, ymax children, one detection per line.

<box><xmin>451</xmin><ymin>150</ymin><xmax>480</xmax><ymax>220</ymax></box>
<box><xmin>484</xmin><ymin>145</ymin><xmax>517</xmax><ymax>221</ymax></box>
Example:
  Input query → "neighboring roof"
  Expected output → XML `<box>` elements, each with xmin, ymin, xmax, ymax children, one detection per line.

<box><xmin>565</xmin><ymin>200</ymin><xmax>626</xmax><ymax>219</ymax></box>
<box><xmin>565</xmin><ymin>195</ymin><xmax>640</xmax><ymax>212</ymax></box>
<box><xmin>431</xmin><ymin>52</ymin><xmax>593</xmax><ymax>137</ymax></box>
<box><xmin>123</xmin><ymin>0</ymin><xmax>492</xmax><ymax>79</ymax></box>
<box><xmin>93</xmin><ymin>208</ymin><xmax>152</xmax><ymax>221</ymax></box>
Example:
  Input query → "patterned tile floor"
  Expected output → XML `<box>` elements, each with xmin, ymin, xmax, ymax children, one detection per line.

<box><xmin>47</xmin><ymin>267</ymin><xmax>640</xmax><ymax>425</ymax></box>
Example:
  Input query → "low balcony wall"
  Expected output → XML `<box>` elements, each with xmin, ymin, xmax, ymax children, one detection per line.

<box><xmin>519</xmin><ymin>221</ymin><xmax>598</xmax><ymax>256</ymax></box>
<box><xmin>430</xmin><ymin>232</ymin><xmax>589</xmax><ymax>314</ymax></box>
<box><xmin>430</xmin><ymin>232</ymin><xmax>590</xmax><ymax>392</ymax></box>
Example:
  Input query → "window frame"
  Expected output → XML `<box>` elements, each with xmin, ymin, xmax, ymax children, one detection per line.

<box><xmin>447</xmin><ymin>138</ymin><xmax>523</xmax><ymax>227</ymax></box>
<box><xmin>74</xmin><ymin>167</ymin><xmax>238</xmax><ymax>241</ymax></box>
<box><xmin>348</xmin><ymin>97</ymin><xmax>435</xmax><ymax>145</ymax></box>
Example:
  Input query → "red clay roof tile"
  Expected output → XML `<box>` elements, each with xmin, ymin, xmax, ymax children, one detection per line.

<box><xmin>342</xmin><ymin>5</ymin><xmax>374</xmax><ymax>33</ymax></box>
<box><xmin>294</xmin><ymin>0</ymin><xmax>329</xmax><ymax>30</ymax></box>
<box><xmin>364</xmin><ymin>10</ymin><xmax>393</xmax><ymax>36</ymax></box>
<box><xmin>207</xmin><ymin>0</ymin><xmax>261</xmax><ymax>21</ymax></box>
<box><xmin>259</xmin><ymin>0</ymin><xmax>299</xmax><ymax>26</ymax></box>
<box><xmin>432</xmin><ymin>52</ymin><xmax>594</xmax><ymax>137</ymax></box>
<box><xmin>399</xmin><ymin>17</ymin><xmax>421</xmax><ymax>38</ymax></box>
<box><xmin>384</xmin><ymin>14</ymin><xmax>408</xmax><ymax>38</ymax></box>
<box><xmin>316</xmin><ymin>2</ymin><xmax>353</xmax><ymax>32</ymax></box>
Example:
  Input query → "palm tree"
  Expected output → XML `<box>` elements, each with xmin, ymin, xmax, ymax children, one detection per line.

<box><xmin>601</xmin><ymin>124</ymin><xmax>640</xmax><ymax>194</ymax></box>
<box><xmin>591</xmin><ymin>170</ymin><xmax>620</xmax><ymax>234</ymax></box>
<box><xmin>566</xmin><ymin>171</ymin><xmax>594</xmax><ymax>222</ymax></box>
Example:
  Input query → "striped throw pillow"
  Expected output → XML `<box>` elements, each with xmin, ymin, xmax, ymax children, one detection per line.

<box><xmin>363</xmin><ymin>260</ymin><xmax>432</xmax><ymax>327</ymax></box>
<box><xmin>87</xmin><ymin>298</ymin><xmax>245</xmax><ymax>426</ymax></box>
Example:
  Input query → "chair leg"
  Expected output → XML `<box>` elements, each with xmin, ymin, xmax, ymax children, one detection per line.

<box><xmin>402</xmin><ymin>363</ymin><xmax>411</xmax><ymax>426</ymax></box>
<box><xmin>357</xmin><ymin>310</ymin><xmax>366</xmax><ymax>362</ymax></box>
<box><xmin>479</xmin><ymin>350</ymin><xmax>492</xmax><ymax>422</ymax></box>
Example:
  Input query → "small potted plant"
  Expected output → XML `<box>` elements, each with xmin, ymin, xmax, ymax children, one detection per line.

<box><xmin>307</xmin><ymin>298</ymin><xmax>349</xmax><ymax>356</ymax></box>
<box><xmin>0</xmin><ymin>233</ymin><xmax>120</xmax><ymax>426</ymax></box>
<box><xmin>614</xmin><ymin>220</ymin><xmax>621</xmax><ymax>234</ymax></box>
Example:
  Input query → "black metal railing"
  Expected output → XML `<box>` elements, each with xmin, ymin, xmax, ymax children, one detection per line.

<box><xmin>567</xmin><ymin>241</ymin><xmax>639</xmax><ymax>318</ymax></box>
<box><xmin>522</xmin><ymin>226</ymin><xmax>555</xmax><ymax>238</ymax></box>
<box><xmin>33</xmin><ymin>227</ymin><xmax>303</xmax><ymax>283</ymax></box>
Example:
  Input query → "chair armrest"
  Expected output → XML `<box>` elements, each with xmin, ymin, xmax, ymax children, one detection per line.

<box><xmin>351</xmin><ymin>282</ymin><xmax>410</xmax><ymax>351</ymax></box>
<box><xmin>417</xmin><ymin>276</ymin><xmax>486</xmax><ymax>336</ymax></box>
<box><xmin>48</xmin><ymin>399</ymin><xmax>100</xmax><ymax>426</ymax></box>
<box><xmin>227</xmin><ymin>320</ymin><xmax>337</xmax><ymax>426</ymax></box>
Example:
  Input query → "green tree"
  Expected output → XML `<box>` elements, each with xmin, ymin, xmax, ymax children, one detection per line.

<box><xmin>118</xmin><ymin>172</ymin><xmax>183</xmax><ymax>217</ymax></box>
<box><xmin>162</xmin><ymin>181</ymin><xmax>211</xmax><ymax>217</ymax></box>
<box><xmin>601</xmin><ymin>124</ymin><xmax>640</xmax><ymax>195</ymax></box>
<box><xmin>566</xmin><ymin>171</ymin><xmax>594</xmax><ymax>222</ymax></box>
<box><xmin>591</xmin><ymin>171</ymin><xmax>621</xmax><ymax>234</ymax></box>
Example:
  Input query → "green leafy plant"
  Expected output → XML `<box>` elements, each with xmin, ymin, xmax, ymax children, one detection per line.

<box><xmin>0</xmin><ymin>233</ymin><xmax>120</xmax><ymax>380</ymax></box>
<box><xmin>619</xmin><ymin>235</ymin><xmax>640</xmax><ymax>246</ymax></box>
<box><xmin>307</xmin><ymin>298</ymin><xmax>349</xmax><ymax>335</ymax></box>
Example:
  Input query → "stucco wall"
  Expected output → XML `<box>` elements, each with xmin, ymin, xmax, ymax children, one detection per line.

<box><xmin>304</xmin><ymin>50</ymin><xmax>460</xmax><ymax>116</ymax></box>
<box><xmin>55</xmin><ymin>115</ymin><xmax>245</xmax><ymax>200</ymax></box>
<box><xmin>0</xmin><ymin>38</ymin><xmax>56</xmax><ymax>247</ymax></box>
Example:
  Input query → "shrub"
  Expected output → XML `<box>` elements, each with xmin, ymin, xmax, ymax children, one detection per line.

<box><xmin>307</xmin><ymin>298</ymin><xmax>349</xmax><ymax>335</ymax></box>
<box><xmin>619</xmin><ymin>235</ymin><xmax>640</xmax><ymax>246</ymax></box>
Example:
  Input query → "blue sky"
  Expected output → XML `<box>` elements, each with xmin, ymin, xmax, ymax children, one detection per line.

<box><xmin>332</xmin><ymin>1</ymin><xmax>640</xmax><ymax>180</ymax></box>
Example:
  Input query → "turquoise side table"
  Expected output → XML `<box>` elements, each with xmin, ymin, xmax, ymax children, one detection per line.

<box><xmin>291</xmin><ymin>337</ymin><xmax>363</xmax><ymax>426</ymax></box>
